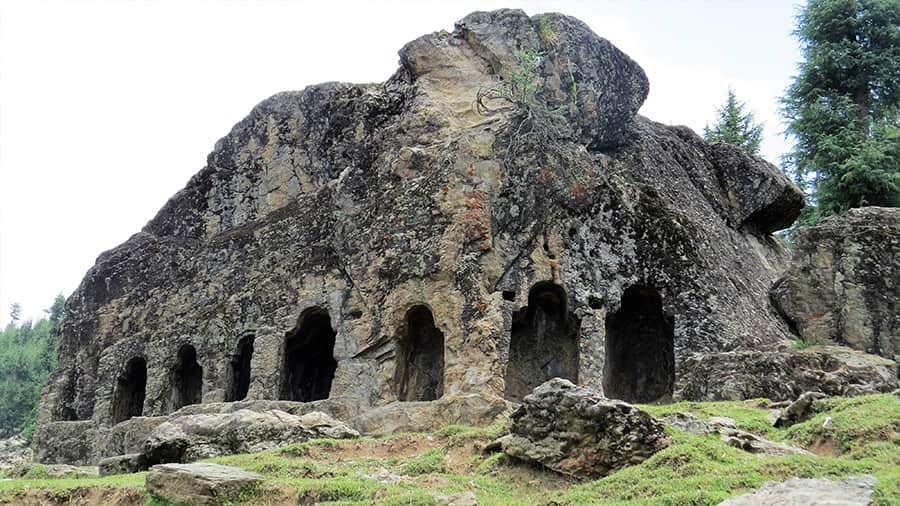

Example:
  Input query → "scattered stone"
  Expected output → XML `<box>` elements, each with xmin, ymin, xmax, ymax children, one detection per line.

<box><xmin>660</xmin><ymin>413</ymin><xmax>711</xmax><ymax>435</ymax></box>
<box><xmin>99</xmin><ymin>453</ymin><xmax>148</xmax><ymax>476</ymax></box>
<box><xmin>718</xmin><ymin>475</ymin><xmax>877</xmax><ymax>505</ymax></box>
<box><xmin>498</xmin><ymin>378</ymin><xmax>668</xmax><ymax>478</ymax></box>
<box><xmin>6</xmin><ymin>463</ymin><xmax>99</xmax><ymax>479</ymax></box>
<box><xmin>708</xmin><ymin>416</ymin><xmax>736</xmax><ymax>428</ymax></box>
<box><xmin>144</xmin><ymin>409</ymin><xmax>358</xmax><ymax>464</ymax></box>
<box><xmin>660</xmin><ymin>413</ymin><xmax>809</xmax><ymax>456</ymax></box>
<box><xmin>435</xmin><ymin>491</ymin><xmax>478</xmax><ymax>506</ymax></box>
<box><xmin>366</xmin><ymin>467</ymin><xmax>408</xmax><ymax>484</ymax></box>
<box><xmin>770</xmin><ymin>391</ymin><xmax>827</xmax><ymax>428</ymax></box>
<box><xmin>773</xmin><ymin>207</ymin><xmax>900</xmax><ymax>364</ymax></box>
<box><xmin>145</xmin><ymin>463</ymin><xmax>262</xmax><ymax>505</ymax></box>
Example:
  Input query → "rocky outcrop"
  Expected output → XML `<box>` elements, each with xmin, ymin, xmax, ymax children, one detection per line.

<box><xmin>768</xmin><ymin>391</ymin><xmax>826</xmax><ymax>428</ymax></box>
<box><xmin>35</xmin><ymin>9</ymin><xmax>807</xmax><ymax>464</ymax></box>
<box><xmin>661</xmin><ymin>413</ymin><xmax>809</xmax><ymax>456</ymax></box>
<box><xmin>145</xmin><ymin>463</ymin><xmax>262</xmax><ymax>506</ymax></box>
<box><xmin>497</xmin><ymin>378</ymin><xmax>668</xmax><ymax>478</ymax></box>
<box><xmin>718</xmin><ymin>475</ymin><xmax>877</xmax><ymax>506</ymax></box>
<box><xmin>773</xmin><ymin>207</ymin><xmax>900</xmax><ymax>365</ymax></box>
<box><xmin>677</xmin><ymin>345</ymin><xmax>899</xmax><ymax>402</ymax></box>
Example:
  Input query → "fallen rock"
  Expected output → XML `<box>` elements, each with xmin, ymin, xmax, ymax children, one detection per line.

<box><xmin>0</xmin><ymin>435</ymin><xmax>31</xmax><ymax>474</ymax></box>
<box><xmin>6</xmin><ymin>463</ymin><xmax>99</xmax><ymax>479</ymax></box>
<box><xmin>144</xmin><ymin>409</ymin><xmax>358</xmax><ymax>464</ymax></box>
<box><xmin>99</xmin><ymin>453</ymin><xmax>148</xmax><ymax>476</ymax></box>
<box><xmin>769</xmin><ymin>391</ymin><xmax>827</xmax><ymax>428</ymax></box>
<box><xmin>773</xmin><ymin>207</ymin><xmax>900</xmax><ymax>364</ymax></box>
<box><xmin>660</xmin><ymin>413</ymin><xmax>809</xmax><ymax>456</ymax></box>
<box><xmin>498</xmin><ymin>378</ymin><xmax>668</xmax><ymax>478</ymax></box>
<box><xmin>678</xmin><ymin>345</ymin><xmax>899</xmax><ymax>401</ymax></box>
<box><xmin>718</xmin><ymin>475</ymin><xmax>877</xmax><ymax>505</ymax></box>
<box><xmin>145</xmin><ymin>463</ymin><xmax>263</xmax><ymax>505</ymax></box>
<box><xmin>435</xmin><ymin>491</ymin><xmax>478</xmax><ymax>506</ymax></box>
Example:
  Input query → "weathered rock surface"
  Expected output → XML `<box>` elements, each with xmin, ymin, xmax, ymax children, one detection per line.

<box><xmin>35</xmin><ymin>9</ymin><xmax>811</xmax><ymax>464</ymax></box>
<box><xmin>145</xmin><ymin>463</ymin><xmax>262</xmax><ymax>505</ymax></box>
<box><xmin>769</xmin><ymin>391</ymin><xmax>827</xmax><ymax>428</ymax></box>
<box><xmin>143</xmin><ymin>409</ymin><xmax>357</xmax><ymax>464</ymax></box>
<box><xmin>99</xmin><ymin>453</ymin><xmax>148</xmax><ymax>476</ymax></box>
<box><xmin>498</xmin><ymin>378</ymin><xmax>668</xmax><ymax>478</ymax></box>
<box><xmin>773</xmin><ymin>207</ymin><xmax>900</xmax><ymax>365</ymax></box>
<box><xmin>0</xmin><ymin>436</ymin><xmax>31</xmax><ymax>474</ymax></box>
<box><xmin>718</xmin><ymin>475</ymin><xmax>877</xmax><ymax>506</ymax></box>
<box><xmin>678</xmin><ymin>345</ymin><xmax>899</xmax><ymax>402</ymax></box>
<box><xmin>660</xmin><ymin>412</ymin><xmax>809</xmax><ymax>456</ymax></box>
<box><xmin>6</xmin><ymin>463</ymin><xmax>99</xmax><ymax>479</ymax></box>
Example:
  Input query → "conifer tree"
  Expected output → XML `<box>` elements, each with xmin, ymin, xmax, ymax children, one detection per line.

<box><xmin>782</xmin><ymin>0</ymin><xmax>900</xmax><ymax>222</ymax></box>
<box><xmin>703</xmin><ymin>88</ymin><xmax>765</xmax><ymax>155</ymax></box>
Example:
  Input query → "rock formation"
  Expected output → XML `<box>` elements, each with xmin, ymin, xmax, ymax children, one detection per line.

<box><xmin>496</xmin><ymin>378</ymin><xmax>668</xmax><ymax>477</ymax></box>
<box><xmin>773</xmin><ymin>207</ymin><xmax>900</xmax><ymax>366</ymax></box>
<box><xmin>32</xmin><ymin>9</ymin><xmax>894</xmax><ymax>465</ymax></box>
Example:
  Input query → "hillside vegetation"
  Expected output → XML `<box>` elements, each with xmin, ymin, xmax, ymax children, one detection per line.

<box><xmin>1</xmin><ymin>393</ymin><xmax>897</xmax><ymax>505</ymax></box>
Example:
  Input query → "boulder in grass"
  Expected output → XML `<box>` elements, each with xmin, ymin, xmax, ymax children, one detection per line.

<box><xmin>145</xmin><ymin>463</ymin><xmax>262</xmax><ymax>506</ymax></box>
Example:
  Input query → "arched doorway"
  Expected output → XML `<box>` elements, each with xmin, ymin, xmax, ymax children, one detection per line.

<box><xmin>171</xmin><ymin>344</ymin><xmax>203</xmax><ymax>410</ymax></box>
<box><xmin>603</xmin><ymin>285</ymin><xmax>675</xmax><ymax>403</ymax></box>
<box><xmin>227</xmin><ymin>336</ymin><xmax>254</xmax><ymax>402</ymax></box>
<box><xmin>281</xmin><ymin>307</ymin><xmax>337</xmax><ymax>402</ymax></box>
<box><xmin>112</xmin><ymin>356</ymin><xmax>147</xmax><ymax>423</ymax></box>
<box><xmin>395</xmin><ymin>305</ymin><xmax>444</xmax><ymax>401</ymax></box>
<box><xmin>504</xmin><ymin>282</ymin><xmax>580</xmax><ymax>401</ymax></box>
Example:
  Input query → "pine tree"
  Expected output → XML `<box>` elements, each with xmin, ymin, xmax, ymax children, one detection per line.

<box><xmin>703</xmin><ymin>88</ymin><xmax>765</xmax><ymax>155</ymax></box>
<box><xmin>782</xmin><ymin>0</ymin><xmax>900</xmax><ymax>222</ymax></box>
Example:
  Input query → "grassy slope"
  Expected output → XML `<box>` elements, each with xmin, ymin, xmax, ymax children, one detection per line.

<box><xmin>0</xmin><ymin>394</ymin><xmax>896</xmax><ymax>505</ymax></box>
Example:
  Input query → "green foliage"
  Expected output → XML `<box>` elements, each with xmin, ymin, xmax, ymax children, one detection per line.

<box><xmin>3</xmin><ymin>399</ymin><xmax>898</xmax><ymax>505</ymax></box>
<box><xmin>781</xmin><ymin>0</ymin><xmax>900</xmax><ymax>221</ymax></box>
<box><xmin>401</xmin><ymin>447</ymin><xmax>449</xmax><ymax>475</ymax></box>
<box><xmin>703</xmin><ymin>88</ymin><xmax>765</xmax><ymax>154</ymax></box>
<box><xmin>0</xmin><ymin>294</ymin><xmax>65</xmax><ymax>438</ymax></box>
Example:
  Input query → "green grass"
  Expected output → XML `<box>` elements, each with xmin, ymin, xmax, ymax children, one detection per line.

<box><xmin>0</xmin><ymin>395</ymin><xmax>896</xmax><ymax>505</ymax></box>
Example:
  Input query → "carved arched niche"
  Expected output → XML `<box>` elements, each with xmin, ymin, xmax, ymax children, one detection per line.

<box><xmin>603</xmin><ymin>285</ymin><xmax>675</xmax><ymax>403</ymax></box>
<box><xmin>227</xmin><ymin>335</ymin><xmax>254</xmax><ymax>402</ymax></box>
<box><xmin>281</xmin><ymin>307</ymin><xmax>338</xmax><ymax>402</ymax></box>
<box><xmin>505</xmin><ymin>282</ymin><xmax>580</xmax><ymax>401</ymax></box>
<box><xmin>395</xmin><ymin>305</ymin><xmax>445</xmax><ymax>401</ymax></box>
<box><xmin>112</xmin><ymin>356</ymin><xmax>147</xmax><ymax>423</ymax></box>
<box><xmin>168</xmin><ymin>344</ymin><xmax>203</xmax><ymax>411</ymax></box>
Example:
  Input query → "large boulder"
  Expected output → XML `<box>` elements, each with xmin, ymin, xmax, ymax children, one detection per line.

<box><xmin>773</xmin><ymin>207</ymin><xmax>900</xmax><ymax>365</ymax></box>
<box><xmin>497</xmin><ymin>378</ymin><xmax>668</xmax><ymax>478</ymax></box>
<box><xmin>144</xmin><ymin>409</ymin><xmax>358</xmax><ymax>464</ymax></box>
<box><xmin>145</xmin><ymin>463</ymin><xmax>262</xmax><ymax>506</ymax></box>
<box><xmin>678</xmin><ymin>345</ymin><xmax>899</xmax><ymax>402</ymax></box>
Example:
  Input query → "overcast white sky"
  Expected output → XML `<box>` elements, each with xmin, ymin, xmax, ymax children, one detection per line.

<box><xmin>0</xmin><ymin>0</ymin><xmax>802</xmax><ymax>326</ymax></box>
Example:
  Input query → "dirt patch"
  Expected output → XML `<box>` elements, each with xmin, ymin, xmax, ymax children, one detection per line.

<box><xmin>808</xmin><ymin>436</ymin><xmax>839</xmax><ymax>456</ymax></box>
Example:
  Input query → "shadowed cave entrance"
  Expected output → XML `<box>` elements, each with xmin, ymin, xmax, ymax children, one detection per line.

<box><xmin>112</xmin><ymin>356</ymin><xmax>147</xmax><ymax>424</ymax></box>
<box><xmin>395</xmin><ymin>305</ymin><xmax>444</xmax><ymax>401</ymax></box>
<box><xmin>603</xmin><ymin>285</ymin><xmax>675</xmax><ymax>403</ymax></box>
<box><xmin>227</xmin><ymin>336</ymin><xmax>254</xmax><ymax>402</ymax></box>
<box><xmin>281</xmin><ymin>308</ymin><xmax>337</xmax><ymax>402</ymax></box>
<box><xmin>505</xmin><ymin>282</ymin><xmax>580</xmax><ymax>401</ymax></box>
<box><xmin>170</xmin><ymin>344</ymin><xmax>203</xmax><ymax>411</ymax></box>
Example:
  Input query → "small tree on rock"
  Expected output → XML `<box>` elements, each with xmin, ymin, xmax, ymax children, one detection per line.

<box><xmin>704</xmin><ymin>88</ymin><xmax>765</xmax><ymax>155</ymax></box>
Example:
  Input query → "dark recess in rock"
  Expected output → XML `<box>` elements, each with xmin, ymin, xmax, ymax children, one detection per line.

<box><xmin>281</xmin><ymin>308</ymin><xmax>338</xmax><ymax>402</ymax></box>
<box><xmin>113</xmin><ymin>357</ymin><xmax>147</xmax><ymax>424</ymax></box>
<box><xmin>505</xmin><ymin>282</ymin><xmax>579</xmax><ymax>401</ymax></box>
<box><xmin>395</xmin><ymin>305</ymin><xmax>445</xmax><ymax>401</ymax></box>
<box><xmin>604</xmin><ymin>285</ymin><xmax>675</xmax><ymax>403</ymax></box>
